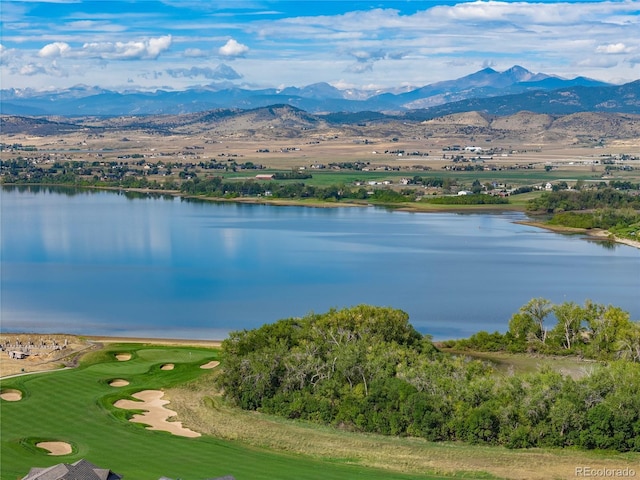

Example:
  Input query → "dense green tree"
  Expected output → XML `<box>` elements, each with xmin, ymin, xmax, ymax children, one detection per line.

<box><xmin>519</xmin><ymin>297</ymin><xmax>552</xmax><ymax>345</ymax></box>
<box><xmin>584</xmin><ymin>302</ymin><xmax>633</xmax><ymax>358</ymax></box>
<box><xmin>216</xmin><ymin>304</ymin><xmax>640</xmax><ymax>452</ymax></box>
<box><xmin>550</xmin><ymin>302</ymin><xmax>585</xmax><ymax>350</ymax></box>
<box><xmin>616</xmin><ymin>322</ymin><xmax>640</xmax><ymax>362</ymax></box>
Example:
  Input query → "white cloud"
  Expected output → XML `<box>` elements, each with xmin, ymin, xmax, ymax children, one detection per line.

<box><xmin>577</xmin><ymin>57</ymin><xmax>619</xmax><ymax>68</ymax></box>
<box><xmin>343</xmin><ymin>48</ymin><xmax>405</xmax><ymax>74</ymax></box>
<box><xmin>19</xmin><ymin>63</ymin><xmax>47</xmax><ymax>75</ymax></box>
<box><xmin>430</xmin><ymin>1</ymin><xmax>639</xmax><ymax>26</ymax></box>
<box><xmin>218</xmin><ymin>39</ymin><xmax>249</xmax><ymax>59</ymax></box>
<box><xmin>350</xmin><ymin>50</ymin><xmax>387</xmax><ymax>62</ymax></box>
<box><xmin>147</xmin><ymin>36</ymin><xmax>172</xmax><ymax>58</ymax></box>
<box><xmin>2</xmin><ymin>1</ymin><xmax>639</xmax><ymax>90</ymax></box>
<box><xmin>184</xmin><ymin>48</ymin><xmax>207</xmax><ymax>58</ymax></box>
<box><xmin>59</xmin><ymin>20</ymin><xmax>126</xmax><ymax>33</ymax></box>
<box><xmin>38</xmin><ymin>42</ymin><xmax>70</xmax><ymax>58</ymax></box>
<box><xmin>81</xmin><ymin>35</ymin><xmax>172</xmax><ymax>60</ymax></box>
<box><xmin>166</xmin><ymin>64</ymin><xmax>242</xmax><ymax>80</ymax></box>
<box><xmin>345</xmin><ymin>62</ymin><xmax>373</xmax><ymax>74</ymax></box>
<box><xmin>595</xmin><ymin>43</ymin><xmax>632</xmax><ymax>54</ymax></box>
<box><xmin>0</xmin><ymin>44</ymin><xmax>7</xmax><ymax>65</ymax></box>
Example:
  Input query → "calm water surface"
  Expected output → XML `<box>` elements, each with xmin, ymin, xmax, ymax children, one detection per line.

<box><xmin>2</xmin><ymin>186</ymin><xmax>638</xmax><ymax>339</ymax></box>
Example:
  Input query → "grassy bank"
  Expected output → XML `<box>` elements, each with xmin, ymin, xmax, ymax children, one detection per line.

<box><xmin>169</xmin><ymin>371</ymin><xmax>638</xmax><ymax>480</ymax></box>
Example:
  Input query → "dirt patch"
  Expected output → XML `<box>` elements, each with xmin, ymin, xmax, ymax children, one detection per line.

<box><xmin>160</xmin><ymin>363</ymin><xmax>174</xmax><ymax>371</ymax></box>
<box><xmin>109</xmin><ymin>379</ymin><xmax>129</xmax><ymax>387</ymax></box>
<box><xmin>115</xmin><ymin>353</ymin><xmax>131</xmax><ymax>361</ymax></box>
<box><xmin>0</xmin><ymin>334</ymin><xmax>95</xmax><ymax>378</ymax></box>
<box><xmin>200</xmin><ymin>360</ymin><xmax>220</xmax><ymax>369</ymax></box>
<box><xmin>114</xmin><ymin>390</ymin><xmax>201</xmax><ymax>438</ymax></box>
<box><xmin>0</xmin><ymin>388</ymin><xmax>22</xmax><ymax>401</ymax></box>
<box><xmin>36</xmin><ymin>441</ymin><xmax>72</xmax><ymax>455</ymax></box>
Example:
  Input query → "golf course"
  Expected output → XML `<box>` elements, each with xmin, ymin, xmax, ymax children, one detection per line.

<box><xmin>0</xmin><ymin>342</ymin><xmax>438</xmax><ymax>480</ymax></box>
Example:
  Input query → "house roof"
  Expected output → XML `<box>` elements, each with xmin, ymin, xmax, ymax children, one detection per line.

<box><xmin>22</xmin><ymin>459</ymin><xmax>123</xmax><ymax>480</ymax></box>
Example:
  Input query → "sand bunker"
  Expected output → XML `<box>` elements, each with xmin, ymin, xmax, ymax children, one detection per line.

<box><xmin>0</xmin><ymin>389</ymin><xmax>22</xmax><ymax>401</ymax></box>
<box><xmin>37</xmin><ymin>441</ymin><xmax>72</xmax><ymax>456</ymax></box>
<box><xmin>200</xmin><ymin>360</ymin><xmax>220</xmax><ymax>369</ymax></box>
<box><xmin>109</xmin><ymin>379</ymin><xmax>130</xmax><ymax>387</ymax></box>
<box><xmin>115</xmin><ymin>353</ymin><xmax>131</xmax><ymax>361</ymax></box>
<box><xmin>160</xmin><ymin>363</ymin><xmax>174</xmax><ymax>370</ymax></box>
<box><xmin>114</xmin><ymin>390</ymin><xmax>201</xmax><ymax>438</ymax></box>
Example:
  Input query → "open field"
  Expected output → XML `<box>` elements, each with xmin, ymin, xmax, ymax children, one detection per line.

<box><xmin>438</xmin><ymin>348</ymin><xmax>602</xmax><ymax>379</ymax></box>
<box><xmin>3</xmin><ymin>132</ymin><xmax>639</xmax><ymax>183</ymax></box>
<box><xmin>2</xmin><ymin>340</ymin><xmax>638</xmax><ymax>480</ymax></box>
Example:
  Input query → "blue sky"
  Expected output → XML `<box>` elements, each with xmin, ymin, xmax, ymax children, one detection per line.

<box><xmin>1</xmin><ymin>0</ymin><xmax>638</xmax><ymax>92</ymax></box>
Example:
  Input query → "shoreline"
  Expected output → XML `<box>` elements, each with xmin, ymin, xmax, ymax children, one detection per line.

<box><xmin>516</xmin><ymin>220</ymin><xmax>640</xmax><ymax>249</ymax></box>
<box><xmin>83</xmin><ymin>334</ymin><xmax>222</xmax><ymax>347</ymax></box>
<box><xmin>5</xmin><ymin>183</ymin><xmax>638</xmax><ymax>249</ymax></box>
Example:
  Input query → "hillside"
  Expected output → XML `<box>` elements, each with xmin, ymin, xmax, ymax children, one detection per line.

<box><xmin>3</xmin><ymin>108</ymin><xmax>640</xmax><ymax>144</ymax></box>
<box><xmin>406</xmin><ymin>81</ymin><xmax>640</xmax><ymax>119</ymax></box>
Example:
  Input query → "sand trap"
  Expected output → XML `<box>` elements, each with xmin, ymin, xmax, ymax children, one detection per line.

<box><xmin>0</xmin><ymin>389</ymin><xmax>22</xmax><ymax>401</ymax></box>
<box><xmin>37</xmin><ymin>441</ymin><xmax>72</xmax><ymax>456</ymax></box>
<box><xmin>115</xmin><ymin>353</ymin><xmax>131</xmax><ymax>361</ymax></box>
<box><xmin>160</xmin><ymin>363</ymin><xmax>174</xmax><ymax>370</ymax></box>
<box><xmin>200</xmin><ymin>360</ymin><xmax>220</xmax><ymax>369</ymax></box>
<box><xmin>114</xmin><ymin>390</ymin><xmax>201</xmax><ymax>438</ymax></box>
<box><xmin>109</xmin><ymin>379</ymin><xmax>130</xmax><ymax>387</ymax></box>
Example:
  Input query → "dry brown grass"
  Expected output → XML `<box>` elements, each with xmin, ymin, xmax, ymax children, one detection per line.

<box><xmin>167</xmin><ymin>379</ymin><xmax>639</xmax><ymax>480</ymax></box>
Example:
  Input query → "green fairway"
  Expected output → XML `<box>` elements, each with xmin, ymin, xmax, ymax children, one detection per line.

<box><xmin>0</xmin><ymin>344</ymin><xmax>452</xmax><ymax>480</ymax></box>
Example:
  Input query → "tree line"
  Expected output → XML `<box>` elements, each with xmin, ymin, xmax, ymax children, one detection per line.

<box><xmin>527</xmin><ymin>187</ymin><xmax>640</xmax><ymax>213</ymax></box>
<box><xmin>445</xmin><ymin>298</ymin><xmax>640</xmax><ymax>362</ymax></box>
<box><xmin>216</xmin><ymin>303</ymin><xmax>640</xmax><ymax>452</ymax></box>
<box><xmin>527</xmin><ymin>187</ymin><xmax>640</xmax><ymax>241</ymax></box>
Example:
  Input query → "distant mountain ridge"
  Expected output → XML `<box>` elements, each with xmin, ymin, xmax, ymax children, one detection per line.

<box><xmin>0</xmin><ymin>65</ymin><xmax>634</xmax><ymax>117</ymax></box>
<box><xmin>4</xmin><ymin>105</ymin><xmax>640</xmax><ymax>146</ymax></box>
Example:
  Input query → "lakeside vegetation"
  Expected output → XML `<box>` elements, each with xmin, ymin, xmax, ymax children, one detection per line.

<box><xmin>445</xmin><ymin>298</ymin><xmax>640</xmax><ymax>361</ymax></box>
<box><xmin>3</xmin><ymin>157</ymin><xmax>640</xmax><ymax>243</ymax></box>
<box><xmin>217</xmin><ymin>304</ymin><xmax>640</xmax><ymax>452</ymax></box>
<box><xmin>526</xmin><ymin>187</ymin><xmax>640</xmax><ymax>241</ymax></box>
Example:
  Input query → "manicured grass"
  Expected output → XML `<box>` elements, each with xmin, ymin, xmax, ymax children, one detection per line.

<box><xmin>0</xmin><ymin>344</ymin><xmax>445</xmax><ymax>480</ymax></box>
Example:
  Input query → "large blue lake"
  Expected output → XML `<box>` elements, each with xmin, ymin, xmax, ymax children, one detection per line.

<box><xmin>1</xmin><ymin>186</ymin><xmax>638</xmax><ymax>340</ymax></box>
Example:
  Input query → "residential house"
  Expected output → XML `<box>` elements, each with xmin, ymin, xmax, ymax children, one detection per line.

<box><xmin>21</xmin><ymin>459</ymin><xmax>122</xmax><ymax>480</ymax></box>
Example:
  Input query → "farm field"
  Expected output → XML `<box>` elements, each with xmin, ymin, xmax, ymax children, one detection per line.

<box><xmin>3</xmin><ymin>109</ymin><xmax>640</xmax><ymax>194</ymax></box>
<box><xmin>2</xmin><ymin>342</ymin><xmax>638</xmax><ymax>480</ymax></box>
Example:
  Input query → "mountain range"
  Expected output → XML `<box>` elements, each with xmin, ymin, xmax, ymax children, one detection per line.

<box><xmin>1</xmin><ymin>66</ymin><xmax>638</xmax><ymax>117</ymax></box>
